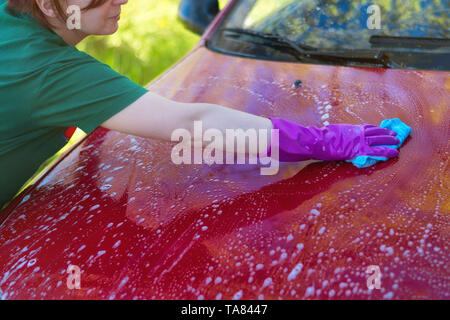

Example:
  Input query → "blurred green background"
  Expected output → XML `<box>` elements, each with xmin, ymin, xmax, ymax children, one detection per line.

<box><xmin>10</xmin><ymin>0</ymin><xmax>229</xmax><ymax>205</ymax></box>
<box><xmin>79</xmin><ymin>0</ymin><xmax>228</xmax><ymax>86</ymax></box>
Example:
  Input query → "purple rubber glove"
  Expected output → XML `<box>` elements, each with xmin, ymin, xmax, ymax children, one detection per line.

<box><xmin>267</xmin><ymin>117</ymin><xmax>400</xmax><ymax>162</ymax></box>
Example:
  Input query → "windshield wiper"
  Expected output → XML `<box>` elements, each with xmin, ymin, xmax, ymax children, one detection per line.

<box><xmin>218</xmin><ymin>27</ymin><xmax>318</xmax><ymax>52</ymax></box>
<box><xmin>218</xmin><ymin>28</ymin><xmax>393</xmax><ymax>67</ymax></box>
<box><xmin>370</xmin><ymin>35</ymin><xmax>450</xmax><ymax>48</ymax></box>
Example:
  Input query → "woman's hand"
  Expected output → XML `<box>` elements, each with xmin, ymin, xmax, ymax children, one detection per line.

<box><xmin>268</xmin><ymin>117</ymin><xmax>400</xmax><ymax>162</ymax></box>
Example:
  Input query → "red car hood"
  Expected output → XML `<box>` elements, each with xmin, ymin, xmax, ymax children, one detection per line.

<box><xmin>0</xmin><ymin>46</ymin><xmax>448</xmax><ymax>300</ymax></box>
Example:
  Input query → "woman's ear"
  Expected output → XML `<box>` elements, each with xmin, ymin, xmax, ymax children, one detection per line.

<box><xmin>35</xmin><ymin>0</ymin><xmax>57</xmax><ymax>18</ymax></box>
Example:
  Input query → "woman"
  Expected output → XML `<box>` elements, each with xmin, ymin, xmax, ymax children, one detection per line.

<box><xmin>0</xmin><ymin>0</ymin><xmax>399</xmax><ymax>209</ymax></box>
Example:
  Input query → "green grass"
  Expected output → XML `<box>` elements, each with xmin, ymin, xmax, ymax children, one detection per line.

<box><xmin>6</xmin><ymin>0</ymin><xmax>229</xmax><ymax>208</ymax></box>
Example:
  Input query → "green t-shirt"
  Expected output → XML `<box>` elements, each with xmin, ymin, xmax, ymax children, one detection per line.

<box><xmin>0</xmin><ymin>1</ymin><xmax>149</xmax><ymax>209</ymax></box>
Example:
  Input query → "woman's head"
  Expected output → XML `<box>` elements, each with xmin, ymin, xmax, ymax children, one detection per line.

<box><xmin>8</xmin><ymin>0</ymin><xmax>128</xmax><ymax>43</ymax></box>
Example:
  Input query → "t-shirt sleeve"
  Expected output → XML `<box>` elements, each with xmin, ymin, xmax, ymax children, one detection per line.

<box><xmin>34</xmin><ymin>49</ymin><xmax>149</xmax><ymax>135</ymax></box>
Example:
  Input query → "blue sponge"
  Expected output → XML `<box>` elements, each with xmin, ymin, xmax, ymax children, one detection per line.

<box><xmin>348</xmin><ymin>118</ymin><xmax>411</xmax><ymax>168</ymax></box>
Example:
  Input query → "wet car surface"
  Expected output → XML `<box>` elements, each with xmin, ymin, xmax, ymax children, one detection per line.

<box><xmin>0</xmin><ymin>0</ymin><xmax>448</xmax><ymax>299</ymax></box>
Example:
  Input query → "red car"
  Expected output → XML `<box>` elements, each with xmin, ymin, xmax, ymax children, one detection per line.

<box><xmin>0</xmin><ymin>0</ymin><xmax>448</xmax><ymax>300</ymax></box>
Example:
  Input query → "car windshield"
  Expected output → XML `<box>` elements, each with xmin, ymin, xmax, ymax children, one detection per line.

<box><xmin>208</xmin><ymin>0</ymin><xmax>449</xmax><ymax>70</ymax></box>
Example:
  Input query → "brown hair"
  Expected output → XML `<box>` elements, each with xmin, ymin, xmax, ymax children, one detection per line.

<box><xmin>7</xmin><ymin>0</ymin><xmax>108</xmax><ymax>30</ymax></box>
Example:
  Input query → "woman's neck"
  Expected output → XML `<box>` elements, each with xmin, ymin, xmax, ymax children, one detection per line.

<box><xmin>51</xmin><ymin>25</ymin><xmax>88</xmax><ymax>46</ymax></box>
<box><xmin>44</xmin><ymin>14</ymin><xmax>88</xmax><ymax>46</ymax></box>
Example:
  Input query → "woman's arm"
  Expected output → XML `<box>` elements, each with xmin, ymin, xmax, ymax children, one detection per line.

<box><xmin>101</xmin><ymin>91</ymin><xmax>400</xmax><ymax>162</ymax></box>
<box><xmin>100</xmin><ymin>91</ymin><xmax>273</xmax><ymax>147</ymax></box>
